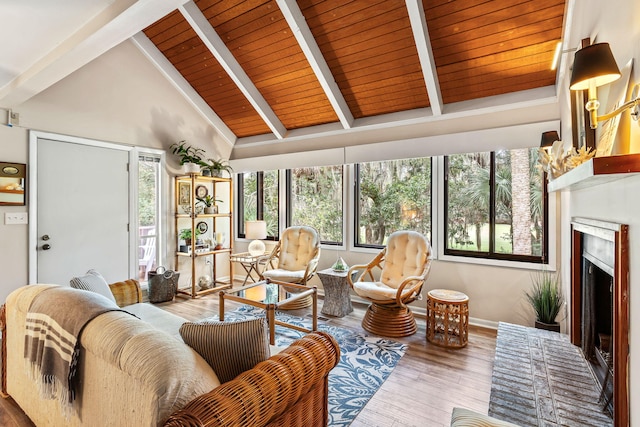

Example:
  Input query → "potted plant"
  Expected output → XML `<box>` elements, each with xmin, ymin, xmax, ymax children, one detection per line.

<box><xmin>179</xmin><ymin>228</ymin><xmax>202</xmax><ymax>252</ymax></box>
<box><xmin>525</xmin><ymin>270</ymin><xmax>564</xmax><ymax>332</ymax></box>
<box><xmin>170</xmin><ymin>141</ymin><xmax>206</xmax><ymax>174</ymax></box>
<box><xmin>196</xmin><ymin>195</ymin><xmax>222</xmax><ymax>214</ymax></box>
<box><xmin>201</xmin><ymin>158</ymin><xmax>233</xmax><ymax>177</ymax></box>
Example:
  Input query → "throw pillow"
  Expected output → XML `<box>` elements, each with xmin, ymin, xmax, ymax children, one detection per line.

<box><xmin>179</xmin><ymin>317</ymin><xmax>270</xmax><ymax>383</ymax></box>
<box><xmin>70</xmin><ymin>269</ymin><xmax>117</xmax><ymax>304</ymax></box>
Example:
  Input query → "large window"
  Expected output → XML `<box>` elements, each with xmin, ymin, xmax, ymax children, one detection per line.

<box><xmin>238</xmin><ymin>170</ymin><xmax>279</xmax><ymax>239</ymax></box>
<box><xmin>444</xmin><ymin>148</ymin><xmax>546</xmax><ymax>262</ymax></box>
<box><xmin>287</xmin><ymin>166</ymin><xmax>343</xmax><ymax>245</ymax></box>
<box><xmin>356</xmin><ymin>158</ymin><xmax>431</xmax><ymax>247</ymax></box>
<box><xmin>138</xmin><ymin>155</ymin><xmax>160</xmax><ymax>282</ymax></box>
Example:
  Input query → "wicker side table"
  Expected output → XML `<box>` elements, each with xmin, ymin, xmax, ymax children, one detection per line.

<box><xmin>426</xmin><ymin>289</ymin><xmax>469</xmax><ymax>348</ymax></box>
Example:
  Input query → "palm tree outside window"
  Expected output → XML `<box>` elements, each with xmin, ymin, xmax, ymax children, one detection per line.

<box><xmin>444</xmin><ymin>148</ymin><xmax>547</xmax><ymax>262</ymax></box>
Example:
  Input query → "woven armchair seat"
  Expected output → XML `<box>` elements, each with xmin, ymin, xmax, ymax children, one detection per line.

<box><xmin>348</xmin><ymin>230</ymin><xmax>432</xmax><ymax>337</ymax></box>
<box><xmin>259</xmin><ymin>226</ymin><xmax>321</xmax><ymax>310</ymax></box>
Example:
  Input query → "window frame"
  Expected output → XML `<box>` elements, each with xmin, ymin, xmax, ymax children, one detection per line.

<box><xmin>133</xmin><ymin>149</ymin><xmax>165</xmax><ymax>282</ymax></box>
<box><xmin>353</xmin><ymin>157</ymin><xmax>433</xmax><ymax>250</ymax></box>
<box><xmin>237</xmin><ymin>170</ymin><xmax>279</xmax><ymax>241</ymax></box>
<box><xmin>285</xmin><ymin>166</ymin><xmax>345</xmax><ymax>246</ymax></box>
<box><xmin>442</xmin><ymin>149</ymin><xmax>549</xmax><ymax>264</ymax></box>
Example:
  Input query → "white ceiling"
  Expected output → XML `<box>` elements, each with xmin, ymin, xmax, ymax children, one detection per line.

<box><xmin>0</xmin><ymin>0</ymin><xmax>113</xmax><ymax>89</ymax></box>
<box><xmin>0</xmin><ymin>0</ymin><xmax>189</xmax><ymax>107</ymax></box>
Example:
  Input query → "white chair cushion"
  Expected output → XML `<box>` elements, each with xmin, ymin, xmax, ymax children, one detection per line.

<box><xmin>262</xmin><ymin>268</ymin><xmax>306</xmax><ymax>283</ymax></box>
<box><xmin>353</xmin><ymin>281</ymin><xmax>417</xmax><ymax>301</ymax></box>
<box><xmin>380</xmin><ymin>231</ymin><xmax>430</xmax><ymax>289</ymax></box>
<box><xmin>277</xmin><ymin>226</ymin><xmax>319</xmax><ymax>272</ymax></box>
<box><xmin>450</xmin><ymin>407</ymin><xmax>520</xmax><ymax>427</ymax></box>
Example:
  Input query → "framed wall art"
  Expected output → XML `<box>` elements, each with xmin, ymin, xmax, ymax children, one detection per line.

<box><xmin>178</xmin><ymin>181</ymin><xmax>191</xmax><ymax>206</ymax></box>
<box><xmin>0</xmin><ymin>162</ymin><xmax>26</xmax><ymax>206</ymax></box>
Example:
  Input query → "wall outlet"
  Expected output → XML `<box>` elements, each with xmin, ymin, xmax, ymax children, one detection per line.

<box><xmin>5</xmin><ymin>212</ymin><xmax>28</xmax><ymax>225</ymax></box>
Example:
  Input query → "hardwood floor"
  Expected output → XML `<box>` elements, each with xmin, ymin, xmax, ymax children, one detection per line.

<box><xmin>1</xmin><ymin>294</ymin><xmax>497</xmax><ymax>426</ymax></box>
<box><xmin>159</xmin><ymin>293</ymin><xmax>498</xmax><ymax>427</ymax></box>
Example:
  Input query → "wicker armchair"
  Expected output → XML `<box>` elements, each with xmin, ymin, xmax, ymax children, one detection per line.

<box><xmin>259</xmin><ymin>226</ymin><xmax>321</xmax><ymax>309</ymax></box>
<box><xmin>347</xmin><ymin>230</ymin><xmax>432</xmax><ymax>337</ymax></box>
<box><xmin>164</xmin><ymin>331</ymin><xmax>340</xmax><ymax>427</ymax></box>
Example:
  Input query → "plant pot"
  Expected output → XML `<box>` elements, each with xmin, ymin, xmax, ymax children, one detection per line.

<box><xmin>534</xmin><ymin>320</ymin><xmax>561</xmax><ymax>332</ymax></box>
<box><xmin>182</xmin><ymin>162</ymin><xmax>200</xmax><ymax>174</ymax></box>
<box><xmin>204</xmin><ymin>206</ymin><xmax>217</xmax><ymax>214</ymax></box>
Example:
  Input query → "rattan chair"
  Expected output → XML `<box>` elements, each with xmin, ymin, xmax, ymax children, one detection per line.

<box><xmin>259</xmin><ymin>226</ymin><xmax>321</xmax><ymax>309</ymax></box>
<box><xmin>347</xmin><ymin>230</ymin><xmax>432</xmax><ymax>337</ymax></box>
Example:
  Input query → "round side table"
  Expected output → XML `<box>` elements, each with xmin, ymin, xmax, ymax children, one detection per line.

<box><xmin>426</xmin><ymin>289</ymin><xmax>469</xmax><ymax>348</ymax></box>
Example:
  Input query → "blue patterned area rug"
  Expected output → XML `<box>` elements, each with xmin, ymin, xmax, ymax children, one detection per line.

<box><xmin>211</xmin><ymin>305</ymin><xmax>407</xmax><ymax>427</ymax></box>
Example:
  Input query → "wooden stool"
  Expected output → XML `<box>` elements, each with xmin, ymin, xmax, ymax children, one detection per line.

<box><xmin>426</xmin><ymin>289</ymin><xmax>469</xmax><ymax>348</ymax></box>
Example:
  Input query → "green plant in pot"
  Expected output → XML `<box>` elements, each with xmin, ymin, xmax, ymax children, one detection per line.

<box><xmin>196</xmin><ymin>195</ymin><xmax>222</xmax><ymax>214</ymax></box>
<box><xmin>525</xmin><ymin>270</ymin><xmax>564</xmax><ymax>332</ymax></box>
<box><xmin>170</xmin><ymin>141</ymin><xmax>206</xmax><ymax>174</ymax></box>
<box><xmin>201</xmin><ymin>158</ymin><xmax>233</xmax><ymax>177</ymax></box>
<box><xmin>179</xmin><ymin>228</ymin><xmax>202</xmax><ymax>250</ymax></box>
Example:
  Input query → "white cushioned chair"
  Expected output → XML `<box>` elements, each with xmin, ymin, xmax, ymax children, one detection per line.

<box><xmin>347</xmin><ymin>230</ymin><xmax>432</xmax><ymax>337</ymax></box>
<box><xmin>259</xmin><ymin>225</ymin><xmax>321</xmax><ymax>309</ymax></box>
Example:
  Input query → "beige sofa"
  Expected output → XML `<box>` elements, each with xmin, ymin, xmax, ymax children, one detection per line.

<box><xmin>2</xmin><ymin>284</ymin><xmax>340</xmax><ymax>426</ymax></box>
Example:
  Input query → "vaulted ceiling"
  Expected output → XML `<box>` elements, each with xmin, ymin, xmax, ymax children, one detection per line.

<box><xmin>0</xmin><ymin>0</ymin><xmax>567</xmax><ymax>152</ymax></box>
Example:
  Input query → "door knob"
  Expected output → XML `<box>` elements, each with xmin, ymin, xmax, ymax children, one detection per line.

<box><xmin>42</xmin><ymin>235</ymin><xmax>50</xmax><ymax>241</ymax></box>
<box><xmin>42</xmin><ymin>244</ymin><xmax>51</xmax><ymax>250</ymax></box>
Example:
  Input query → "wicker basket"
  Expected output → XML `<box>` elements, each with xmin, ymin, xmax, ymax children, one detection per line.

<box><xmin>148</xmin><ymin>267</ymin><xmax>179</xmax><ymax>303</ymax></box>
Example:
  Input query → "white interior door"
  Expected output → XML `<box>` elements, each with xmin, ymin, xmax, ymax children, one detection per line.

<box><xmin>34</xmin><ymin>137</ymin><xmax>130</xmax><ymax>285</ymax></box>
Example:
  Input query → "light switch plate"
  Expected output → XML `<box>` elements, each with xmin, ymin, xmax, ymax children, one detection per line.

<box><xmin>5</xmin><ymin>212</ymin><xmax>28</xmax><ymax>224</ymax></box>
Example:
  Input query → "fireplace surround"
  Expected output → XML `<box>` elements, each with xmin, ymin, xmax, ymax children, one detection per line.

<box><xmin>571</xmin><ymin>217</ymin><xmax>628</xmax><ymax>426</ymax></box>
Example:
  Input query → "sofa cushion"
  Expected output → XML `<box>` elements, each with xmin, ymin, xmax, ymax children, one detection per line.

<box><xmin>70</xmin><ymin>269</ymin><xmax>117</xmax><ymax>304</ymax></box>
<box><xmin>180</xmin><ymin>318</ymin><xmax>270</xmax><ymax>383</ymax></box>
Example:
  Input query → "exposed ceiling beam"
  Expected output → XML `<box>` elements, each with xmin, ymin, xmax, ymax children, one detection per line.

<box><xmin>0</xmin><ymin>0</ymin><xmax>190</xmax><ymax>108</ymax></box>
<box><xmin>276</xmin><ymin>0</ymin><xmax>354</xmax><ymax>129</ymax></box>
<box><xmin>179</xmin><ymin>1</ymin><xmax>286</xmax><ymax>139</ymax></box>
<box><xmin>234</xmin><ymin>86</ymin><xmax>558</xmax><ymax>149</ymax></box>
<box><xmin>131</xmin><ymin>32</ymin><xmax>236</xmax><ymax>148</ymax></box>
<box><xmin>405</xmin><ymin>0</ymin><xmax>443</xmax><ymax>116</ymax></box>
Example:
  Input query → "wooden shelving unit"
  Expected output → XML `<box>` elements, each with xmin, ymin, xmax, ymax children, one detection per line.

<box><xmin>174</xmin><ymin>173</ymin><xmax>234</xmax><ymax>298</ymax></box>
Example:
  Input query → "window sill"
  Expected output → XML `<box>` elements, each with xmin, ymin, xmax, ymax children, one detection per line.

<box><xmin>437</xmin><ymin>253</ymin><xmax>555</xmax><ymax>271</ymax></box>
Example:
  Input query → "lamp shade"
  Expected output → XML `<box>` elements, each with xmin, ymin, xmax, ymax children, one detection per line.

<box><xmin>245</xmin><ymin>220</ymin><xmax>267</xmax><ymax>239</ymax></box>
<box><xmin>570</xmin><ymin>43</ymin><xmax>621</xmax><ymax>90</ymax></box>
<box><xmin>540</xmin><ymin>131</ymin><xmax>560</xmax><ymax>148</ymax></box>
<box><xmin>245</xmin><ymin>220</ymin><xmax>267</xmax><ymax>256</ymax></box>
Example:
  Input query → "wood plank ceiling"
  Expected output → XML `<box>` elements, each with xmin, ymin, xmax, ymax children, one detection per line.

<box><xmin>143</xmin><ymin>0</ymin><xmax>566</xmax><ymax>141</ymax></box>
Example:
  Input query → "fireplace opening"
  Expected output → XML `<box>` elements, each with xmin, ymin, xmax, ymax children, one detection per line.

<box><xmin>571</xmin><ymin>218</ymin><xmax>629</xmax><ymax>427</ymax></box>
<box><xmin>581</xmin><ymin>259</ymin><xmax>614</xmax><ymax>415</ymax></box>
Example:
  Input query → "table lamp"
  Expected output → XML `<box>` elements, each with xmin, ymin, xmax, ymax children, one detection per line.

<box><xmin>245</xmin><ymin>220</ymin><xmax>267</xmax><ymax>256</ymax></box>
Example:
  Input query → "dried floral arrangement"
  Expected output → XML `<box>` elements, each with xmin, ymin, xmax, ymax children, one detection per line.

<box><xmin>538</xmin><ymin>140</ymin><xmax>596</xmax><ymax>179</ymax></box>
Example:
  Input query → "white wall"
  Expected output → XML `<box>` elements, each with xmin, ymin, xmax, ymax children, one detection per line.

<box><xmin>0</xmin><ymin>39</ymin><xmax>230</xmax><ymax>303</ymax></box>
<box><xmin>560</xmin><ymin>0</ymin><xmax>640</xmax><ymax>424</ymax></box>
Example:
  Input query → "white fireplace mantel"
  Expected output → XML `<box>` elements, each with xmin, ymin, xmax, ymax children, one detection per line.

<box><xmin>548</xmin><ymin>153</ymin><xmax>640</xmax><ymax>192</ymax></box>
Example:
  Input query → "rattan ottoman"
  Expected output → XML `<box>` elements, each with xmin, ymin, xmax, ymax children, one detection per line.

<box><xmin>426</xmin><ymin>289</ymin><xmax>469</xmax><ymax>348</ymax></box>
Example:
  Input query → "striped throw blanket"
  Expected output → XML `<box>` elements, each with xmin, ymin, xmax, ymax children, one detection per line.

<box><xmin>24</xmin><ymin>287</ymin><xmax>125</xmax><ymax>417</ymax></box>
